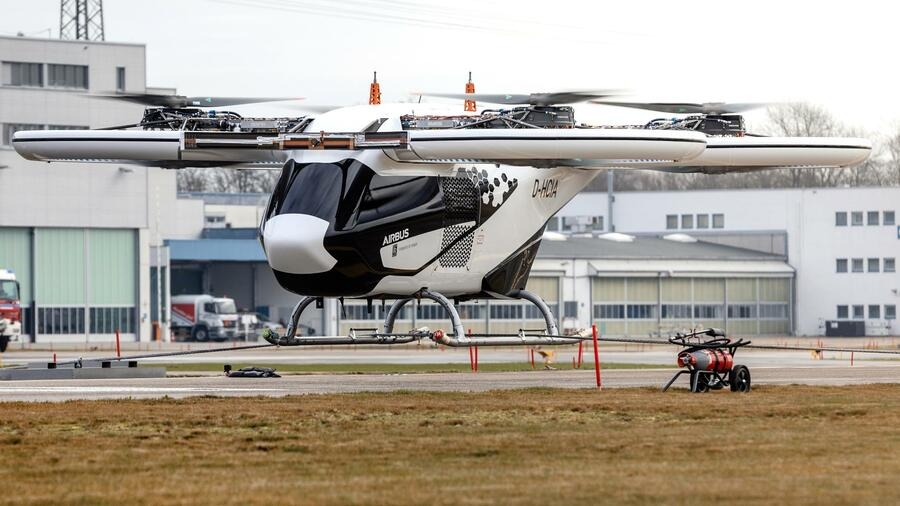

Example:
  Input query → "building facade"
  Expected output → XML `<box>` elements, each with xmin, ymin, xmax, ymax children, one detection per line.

<box><xmin>0</xmin><ymin>35</ymin><xmax>176</xmax><ymax>343</ymax></box>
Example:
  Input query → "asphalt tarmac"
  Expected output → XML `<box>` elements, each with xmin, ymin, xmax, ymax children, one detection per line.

<box><xmin>1</xmin><ymin>364</ymin><xmax>899</xmax><ymax>402</ymax></box>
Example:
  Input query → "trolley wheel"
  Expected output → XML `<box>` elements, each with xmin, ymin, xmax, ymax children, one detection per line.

<box><xmin>729</xmin><ymin>365</ymin><xmax>751</xmax><ymax>392</ymax></box>
<box><xmin>689</xmin><ymin>370</ymin><xmax>710</xmax><ymax>393</ymax></box>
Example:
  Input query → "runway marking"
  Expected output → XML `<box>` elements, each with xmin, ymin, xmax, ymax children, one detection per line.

<box><xmin>0</xmin><ymin>386</ymin><xmax>288</xmax><ymax>394</ymax></box>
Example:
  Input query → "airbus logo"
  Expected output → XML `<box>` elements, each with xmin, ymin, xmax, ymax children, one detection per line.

<box><xmin>383</xmin><ymin>228</ymin><xmax>410</xmax><ymax>246</ymax></box>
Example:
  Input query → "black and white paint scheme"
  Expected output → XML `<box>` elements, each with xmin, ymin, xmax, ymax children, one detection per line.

<box><xmin>11</xmin><ymin>98</ymin><xmax>873</xmax><ymax>308</ymax></box>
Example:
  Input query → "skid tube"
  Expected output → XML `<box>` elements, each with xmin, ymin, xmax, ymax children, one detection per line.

<box><xmin>264</xmin><ymin>289</ymin><xmax>577</xmax><ymax>347</ymax></box>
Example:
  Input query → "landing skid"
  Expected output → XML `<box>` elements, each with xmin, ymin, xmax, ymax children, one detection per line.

<box><xmin>262</xmin><ymin>289</ymin><xmax>577</xmax><ymax>347</ymax></box>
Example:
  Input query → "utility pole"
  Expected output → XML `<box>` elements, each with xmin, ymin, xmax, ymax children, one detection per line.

<box><xmin>59</xmin><ymin>0</ymin><xmax>105</xmax><ymax>41</ymax></box>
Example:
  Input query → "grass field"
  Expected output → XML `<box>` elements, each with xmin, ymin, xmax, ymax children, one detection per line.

<box><xmin>1</xmin><ymin>386</ymin><xmax>899</xmax><ymax>505</ymax></box>
<box><xmin>152</xmin><ymin>361</ymin><xmax>668</xmax><ymax>374</ymax></box>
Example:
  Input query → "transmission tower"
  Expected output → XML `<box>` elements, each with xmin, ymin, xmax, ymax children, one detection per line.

<box><xmin>59</xmin><ymin>0</ymin><xmax>105</xmax><ymax>41</ymax></box>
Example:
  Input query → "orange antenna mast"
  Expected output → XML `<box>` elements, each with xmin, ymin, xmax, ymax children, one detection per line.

<box><xmin>369</xmin><ymin>71</ymin><xmax>381</xmax><ymax>105</ymax></box>
<box><xmin>464</xmin><ymin>71</ymin><xmax>476</xmax><ymax>112</ymax></box>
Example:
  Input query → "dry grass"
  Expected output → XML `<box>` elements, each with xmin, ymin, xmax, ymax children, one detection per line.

<box><xmin>1</xmin><ymin>386</ymin><xmax>899</xmax><ymax>505</ymax></box>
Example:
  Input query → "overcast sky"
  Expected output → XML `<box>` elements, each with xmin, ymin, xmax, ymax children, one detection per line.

<box><xmin>2</xmin><ymin>0</ymin><xmax>898</xmax><ymax>132</ymax></box>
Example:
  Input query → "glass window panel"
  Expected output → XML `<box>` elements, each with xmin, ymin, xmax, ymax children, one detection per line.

<box><xmin>626</xmin><ymin>304</ymin><xmax>656</xmax><ymax>319</ymax></box>
<box><xmin>696</xmin><ymin>214</ymin><xmax>709</xmax><ymax>229</ymax></box>
<box><xmin>868</xmin><ymin>258</ymin><xmax>880</xmax><ymax>273</ymax></box>
<box><xmin>867</xmin><ymin>211</ymin><xmax>879</xmax><ymax>225</ymax></box>
<box><xmin>884</xmin><ymin>258</ymin><xmax>896</xmax><ymax>273</ymax></box>
<box><xmin>712</xmin><ymin>214</ymin><xmax>725</xmax><ymax>228</ymax></box>
<box><xmin>837</xmin><ymin>305</ymin><xmax>848</xmax><ymax>319</ymax></box>
<box><xmin>884</xmin><ymin>211</ymin><xmax>895</xmax><ymax>226</ymax></box>
<box><xmin>886</xmin><ymin>305</ymin><xmax>896</xmax><ymax>320</ymax></box>
<box><xmin>851</xmin><ymin>258</ymin><xmax>863</xmax><ymax>273</ymax></box>
<box><xmin>836</xmin><ymin>259</ymin><xmax>848</xmax><ymax>273</ymax></box>
<box><xmin>666</xmin><ymin>215</ymin><xmax>678</xmax><ymax>230</ymax></box>
<box><xmin>852</xmin><ymin>305</ymin><xmax>864</xmax><ymax>319</ymax></box>
<box><xmin>681</xmin><ymin>214</ymin><xmax>693</xmax><ymax>229</ymax></box>
<box><xmin>868</xmin><ymin>305</ymin><xmax>881</xmax><ymax>319</ymax></box>
<box><xmin>835</xmin><ymin>212</ymin><xmax>847</xmax><ymax>226</ymax></box>
<box><xmin>851</xmin><ymin>211</ymin><xmax>863</xmax><ymax>226</ymax></box>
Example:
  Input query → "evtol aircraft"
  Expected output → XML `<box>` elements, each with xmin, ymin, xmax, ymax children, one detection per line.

<box><xmin>11</xmin><ymin>84</ymin><xmax>872</xmax><ymax>349</ymax></box>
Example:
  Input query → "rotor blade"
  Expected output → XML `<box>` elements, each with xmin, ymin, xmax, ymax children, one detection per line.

<box><xmin>89</xmin><ymin>93</ymin><xmax>302</xmax><ymax>108</ymax></box>
<box><xmin>591</xmin><ymin>101</ymin><xmax>768</xmax><ymax>115</ymax></box>
<box><xmin>422</xmin><ymin>90</ymin><xmax>620</xmax><ymax>106</ymax></box>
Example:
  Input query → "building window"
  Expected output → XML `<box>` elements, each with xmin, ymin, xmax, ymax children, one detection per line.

<box><xmin>37</xmin><ymin>307</ymin><xmax>85</xmax><ymax>334</ymax></box>
<box><xmin>867</xmin><ymin>258</ymin><xmax>880</xmax><ymax>272</ymax></box>
<box><xmin>886</xmin><ymin>305</ymin><xmax>897</xmax><ymax>320</ymax></box>
<box><xmin>759</xmin><ymin>304</ymin><xmax>788</xmax><ymax>319</ymax></box>
<box><xmin>835</xmin><ymin>212</ymin><xmax>847</xmax><ymax>226</ymax></box>
<box><xmin>696</xmin><ymin>214</ymin><xmax>709</xmax><ymax>229</ymax></box>
<box><xmin>884</xmin><ymin>211</ymin><xmax>896</xmax><ymax>226</ymax></box>
<box><xmin>592</xmin><ymin>216</ymin><xmax>604</xmax><ymax>231</ymax></box>
<box><xmin>693</xmin><ymin>304</ymin><xmax>722</xmax><ymax>319</ymax></box>
<box><xmin>116</xmin><ymin>66</ymin><xmax>125</xmax><ymax>92</ymax></box>
<box><xmin>852</xmin><ymin>305</ymin><xmax>864</xmax><ymax>319</ymax></box>
<box><xmin>488</xmin><ymin>304</ymin><xmax>524</xmax><ymax>320</ymax></box>
<box><xmin>662</xmin><ymin>304</ymin><xmax>692</xmax><ymax>319</ymax></box>
<box><xmin>89</xmin><ymin>307</ymin><xmax>136</xmax><ymax>333</ymax></box>
<box><xmin>2</xmin><ymin>123</ymin><xmax>44</xmax><ymax>146</ymax></box>
<box><xmin>681</xmin><ymin>214</ymin><xmax>693</xmax><ymax>229</ymax></box>
<box><xmin>851</xmin><ymin>211</ymin><xmax>863</xmax><ymax>226</ymax></box>
<box><xmin>727</xmin><ymin>304</ymin><xmax>756</xmax><ymax>319</ymax></box>
<box><xmin>867</xmin><ymin>211</ymin><xmax>880</xmax><ymax>225</ymax></box>
<box><xmin>666</xmin><ymin>215</ymin><xmax>678</xmax><ymax>230</ymax></box>
<box><xmin>712</xmin><ymin>213</ymin><xmax>724</xmax><ymax>229</ymax></box>
<box><xmin>47</xmin><ymin>64</ymin><xmax>89</xmax><ymax>89</ymax></box>
<box><xmin>885</xmin><ymin>258</ymin><xmax>896</xmax><ymax>273</ymax></box>
<box><xmin>837</xmin><ymin>305</ymin><xmax>848</xmax><ymax>319</ymax></box>
<box><xmin>562</xmin><ymin>216</ymin><xmax>577</xmax><ymax>231</ymax></box>
<box><xmin>851</xmin><ymin>258</ymin><xmax>863</xmax><ymax>273</ymax></box>
<box><xmin>836</xmin><ymin>259</ymin><xmax>848</xmax><ymax>273</ymax></box>
<box><xmin>869</xmin><ymin>305</ymin><xmax>881</xmax><ymax>319</ymax></box>
<box><xmin>564</xmin><ymin>301</ymin><xmax>578</xmax><ymax>318</ymax></box>
<box><xmin>1</xmin><ymin>61</ymin><xmax>43</xmax><ymax>87</ymax></box>
<box><xmin>593</xmin><ymin>304</ymin><xmax>624</xmax><ymax>319</ymax></box>
<box><xmin>546</xmin><ymin>217</ymin><xmax>559</xmax><ymax>232</ymax></box>
<box><xmin>627</xmin><ymin>304</ymin><xmax>657</xmax><ymax>319</ymax></box>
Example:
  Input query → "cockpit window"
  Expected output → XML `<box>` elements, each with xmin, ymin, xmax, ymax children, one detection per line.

<box><xmin>264</xmin><ymin>159</ymin><xmax>441</xmax><ymax>230</ymax></box>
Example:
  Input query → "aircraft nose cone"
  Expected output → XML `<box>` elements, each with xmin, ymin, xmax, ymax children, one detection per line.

<box><xmin>262</xmin><ymin>214</ymin><xmax>338</xmax><ymax>274</ymax></box>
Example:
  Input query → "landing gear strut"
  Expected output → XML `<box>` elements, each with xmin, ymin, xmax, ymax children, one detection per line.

<box><xmin>265</xmin><ymin>289</ymin><xmax>575</xmax><ymax>347</ymax></box>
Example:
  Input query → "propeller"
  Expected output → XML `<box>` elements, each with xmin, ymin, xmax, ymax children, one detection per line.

<box><xmin>590</xmin><ymin>101</ymin><xmax>769</xmax><ymax>115</ymax></box>
<box><xmin>89</xmin><ymin>92</ymin><xmax>303</xmax><ymax>108</ymax></box>
<box><xmin>420</xmin><ymin>90</ymin><xmax>621</xmax><ymax>106</ymax></box>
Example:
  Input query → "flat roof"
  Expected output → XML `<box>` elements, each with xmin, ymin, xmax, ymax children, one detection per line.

<box><xmin>169</xmin><ymin>233</ymin><xmax>786</xmax><ymax>265</ymax></box>
<box><xmin>0</xmin><ymin>34</ymin><xmax>144</xmax><ymax>48</ymax></box>
<box><xmin>537</xmin><ymin>235</ymin><xmax>786</xmax><ymax>261</ymax></box>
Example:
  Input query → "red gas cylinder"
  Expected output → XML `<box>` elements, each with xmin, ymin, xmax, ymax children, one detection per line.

<box><xmin>677</xmin><ymin>349</ymin><xmax>734</xmax><ymax>373</ymax></box>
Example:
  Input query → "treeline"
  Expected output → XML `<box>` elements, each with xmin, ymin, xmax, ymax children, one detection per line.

<box><xmin>177</xmin><ymin>103</ymin><xmax>900</xmax><ymax>193</ymax></box>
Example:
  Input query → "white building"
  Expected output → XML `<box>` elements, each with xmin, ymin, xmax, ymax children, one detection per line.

<box><xmin>0</xmin><ymin>35</ymin><xmax>181</xmax><ymax>343</ymax></box>
<box><xmin>552</xmin><ymin>187</ymin><xmax>899</xmax><ymax>336</ymax></box>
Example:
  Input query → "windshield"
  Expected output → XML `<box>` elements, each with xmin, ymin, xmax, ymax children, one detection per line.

<box><xmin>216</xmin><ymin>300</ymin><xmax>237</xmax><ymax>314</ymax></box>
<box><xmin>0</xmin><ymin>280</ymin><xmax>18</xmax><ymax>301</ymax></box>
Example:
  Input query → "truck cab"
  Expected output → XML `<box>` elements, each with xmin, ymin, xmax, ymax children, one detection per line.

<box><xmin>171</xmin><ymin>294</ymin><xmax>239</xmax><ymax>341</ymax></box>
<box><xmin>0</xmin><ymin>269</ymin><xmax>22</xmax><ymax>350</ymax></box>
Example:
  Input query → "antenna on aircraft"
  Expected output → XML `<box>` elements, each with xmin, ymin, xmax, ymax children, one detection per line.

<box><xmin>369</xmin><ymin>71</ymin><xmax>381</xmax><ymax>105</ymax></box>
<box><xmin>464</xmin><ymin>71</ymin><xmax>476</xmax><ymax>112</ymax></box>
